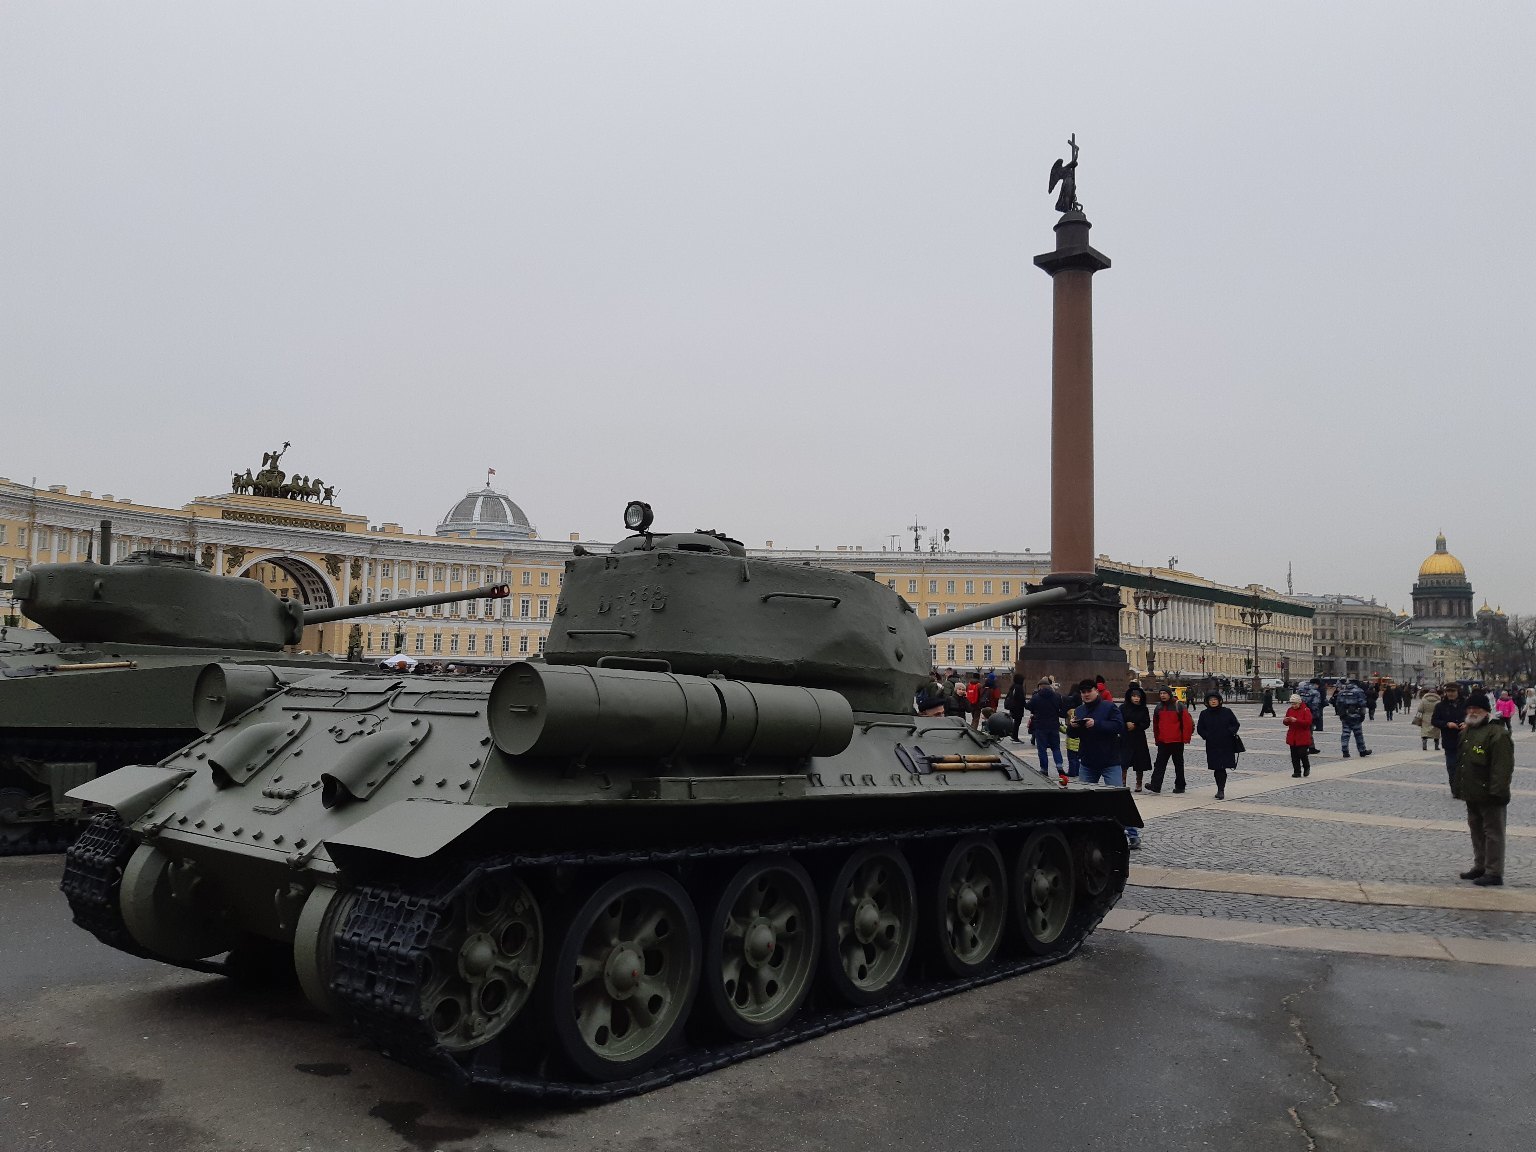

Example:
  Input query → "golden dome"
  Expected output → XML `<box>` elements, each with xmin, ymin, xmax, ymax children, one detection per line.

<box><xmin>1418</xmin><ymin>532</ymin><xmax>1466</xmax><ymax>578</ymax></box>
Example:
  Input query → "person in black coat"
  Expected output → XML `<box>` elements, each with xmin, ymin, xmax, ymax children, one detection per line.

<box><xmin>1026</xmin><ymin>678</ymin><xmax>1065</xmax><ymax>775</ymax></box>
<box><xmin>1195</xmin><ymin>690</ymin><xmax>1242</xmax><ymax>800</ymax></box>
<box><xmin>1004</xmin><ymin>676</ymin><xmax>1029</xmax><ymax>741</ymax></box>
<box><xmin>1121</xmin><ymin>686</ymin><xmax>1153</xmax><ymax>792</ymax></box>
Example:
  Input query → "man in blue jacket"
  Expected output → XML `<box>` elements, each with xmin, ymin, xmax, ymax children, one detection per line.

<box><xmin>1068</xmin><ymin>678</ymin><xmax>1125</xmax><ymax>786</ymax></box>
<box><xmin>1026</xmin><ymin>677</ymin><xmax>1065</xmax><ymax>776</ymax></box>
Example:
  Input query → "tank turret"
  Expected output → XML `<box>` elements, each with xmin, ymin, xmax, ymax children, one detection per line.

<box><xmin>544</xmin><ymin>501</ymin><xmax>1064</xmax><ymax>713</ymax></box>
<box><xmin>13</xmin><ymin>550</ymin><xmax>508</xmax><ymax>650</ymax></box>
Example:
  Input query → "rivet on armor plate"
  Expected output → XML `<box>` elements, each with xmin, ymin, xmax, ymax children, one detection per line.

<box><xmin>294</xmin><ymin>838</ymin><xmax>306</xmax><ymax>849</ymax></box>
<box><xmin>459</xmin><ymin>780</ymin><xmax>471</xmax><ymax>790</ymax></box>
<box><xmin>435</xmin><ymin>778</ymin><xmax>447</xmax><ymax>787</ymax></box>
<box><xmin>212</xmin><ymin>822</ymin><xmax>224</xmax><ymax>831</ymax></box>
<box><xmin>273</xmin><ymin>835</ymin><xmax>284</xmax><ymax>845</ymax></box>
<box><xmin>412</xmin><ymin>775</ymin><xmax>424</xmax><ymax>785</ymax></box>
<box><xmin>232</xmin><ymin>827</ymin><xmax>243</xmax><ymax>835</ymax></box>
<box><xmin>252</xmin><ymin>831</ymin><xmax>264</xmax><ymax>841</ymax></box>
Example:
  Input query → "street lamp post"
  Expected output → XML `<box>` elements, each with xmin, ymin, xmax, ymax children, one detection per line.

<box><xmin>1238</xmin><ymin>592</ymin><xmax>1273</xmax><ymax>700</ymax></box>
<box><xmin>1132</xmin><ymin>586</ymin><xmax>1170</xmax><ymax>684</ymax></box>
<box><xmin>1003</xmin><ymin>612</ymin><xmax>1025</xmax><ymax>670</ymax></box>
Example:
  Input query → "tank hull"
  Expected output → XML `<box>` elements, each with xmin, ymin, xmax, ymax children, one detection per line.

<box><xmin>62</xmin><ymin>666</ymin><xmax>1140</xmax><ymax>1100</ymax></box>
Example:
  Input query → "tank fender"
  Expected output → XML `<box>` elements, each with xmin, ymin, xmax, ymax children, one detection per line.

<box><xmin>323</xmin><ymin>798</ymin><xmax>496</xmax><ymax>867</ymax></box>
<box><xmin>66</xmin><ymin>763</ymin><xmax>195</xmax><ymax>823</ymax></box>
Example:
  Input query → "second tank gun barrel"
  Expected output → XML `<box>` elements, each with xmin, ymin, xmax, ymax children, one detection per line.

<box><xmin>922</xmin><ymin>585</ymin><xmax>1068</xmax><ymax>636</ymax></box>
<box><xmin>303</xmin><ymin>583</ymin><xmax>511</xmax><ymax>624</ymax></box>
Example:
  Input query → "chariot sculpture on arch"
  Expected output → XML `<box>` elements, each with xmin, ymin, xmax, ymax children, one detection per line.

<box><xmin>230</xmin><ymin>443</ymin><xmax>337</xmax><ymax>503</ymax></box>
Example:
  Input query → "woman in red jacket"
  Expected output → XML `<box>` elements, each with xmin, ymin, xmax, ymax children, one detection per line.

<box><xmin>1283</xmin><ymin>692</ymin><xmax>1314</xmax><ymax>777</ymax></box>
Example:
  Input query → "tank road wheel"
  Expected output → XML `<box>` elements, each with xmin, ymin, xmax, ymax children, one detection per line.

<box><xmin>549</xmin><ymin>870</ymin><xmax>701</xmax><ymax>1081</ymax></box>
<box><xmin>926</xmin><ymin>835</ymin><xmax>1008</xmax><ymax>976</ymax></box>
<box><xmin>293</xmin><ymin>885</ymin><xmax>358</xmax><ymax>1015</ymax></box>
<box><xmin>821</xmin><ymin>845</ymin><xmax>917</xmax><ymax>1005</ymax></box>
<box><xmin>704</xmin><ymin>857</ymin><xmax>819</xmax><ymax>1038</ymax></box>
<box><xmin>418</xmin><ymin>874</ymin><xmax>543</xmax><ymax>1053</ymax></box>
<box><xmin>1077</xmin><ymin>834</ymin><xmax>1112</xmax><ymax>897</ymax></box>
<box><xmin>118</xmin><ymin>844</ymin><xmax>234</xmax><ymax>962</ymax></box>
<box><xmin>1012</xmin><ymin>830</ymin><xmax>1077</xmax><ymax>956</ymax></box>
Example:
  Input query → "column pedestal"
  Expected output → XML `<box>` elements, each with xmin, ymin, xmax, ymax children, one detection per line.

<box><xmin>1016</xmin><ymin>574</ymin><xmax>1132</xmax><ymax>695</ymax></box>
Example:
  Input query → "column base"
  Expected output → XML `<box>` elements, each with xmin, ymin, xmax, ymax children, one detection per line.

<box><xmin>1017</xmin><ymin>576</ymin><xmax>1131</xmax><ymax>697</ymax></box>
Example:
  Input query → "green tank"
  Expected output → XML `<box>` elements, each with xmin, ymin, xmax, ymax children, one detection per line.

<box><xmin>2</xmin><ymin>526</ymin><xmax>507</xmax><ymax>852</ymax></box>
<box><xmin>61</xmin><ymin>502</ymin><xmax>1141</xmax><ymax>1101</ymax></box>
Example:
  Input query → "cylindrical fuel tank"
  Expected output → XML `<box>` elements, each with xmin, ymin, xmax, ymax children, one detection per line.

<box><xmin>488</xmin><ymin>662</ymin><xmax>854</xmax><ymax>760</ymax></box>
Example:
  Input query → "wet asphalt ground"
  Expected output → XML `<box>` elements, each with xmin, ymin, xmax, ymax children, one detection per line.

<box><xmin>2</xmin><ymin>851</ymin><xmax>1533</xmax><ymax>1152</ymax></box>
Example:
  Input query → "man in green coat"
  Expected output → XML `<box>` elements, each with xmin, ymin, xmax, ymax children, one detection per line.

<box><xmin>1452</xmin><ymin>691</ymin><xmax>1515</xmax><ymax>887</ymax></box>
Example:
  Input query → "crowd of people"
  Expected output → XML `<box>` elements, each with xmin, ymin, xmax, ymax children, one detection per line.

<box><xmin>916</xmin><ymin>668</ymin><xmax>1525</xmax><ymax>880</ymax></box>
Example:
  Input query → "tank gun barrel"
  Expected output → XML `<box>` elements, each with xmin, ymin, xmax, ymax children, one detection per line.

<box><xmin>303</xmin><ymin>583</ymin><xmax>510</xmax><ymax>625</ymax></box>
<box><xmin>922</xmin><ymin>586</ymin><xmax>1068</xmax><ymax>637</ymax></box>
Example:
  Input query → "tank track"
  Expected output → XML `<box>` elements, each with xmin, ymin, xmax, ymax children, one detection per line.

<box><xmin>59</xmin><ymin>813</ymin><xmax>226</xmax><ymax>976</ymax></box>
<box><xmin>332</xmin><ymin>812</ymin><xmax>1126</xmax><ymax>1102</ymax></box>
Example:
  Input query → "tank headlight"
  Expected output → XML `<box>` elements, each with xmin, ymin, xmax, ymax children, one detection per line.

<box><xmin>623</xmin><ymin>501</ymin><xmax>654</xmax><ymax>533</ymax></box>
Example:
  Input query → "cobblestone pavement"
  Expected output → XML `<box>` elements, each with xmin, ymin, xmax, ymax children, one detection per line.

<box><xmin>1233</xmin><ymin>777</ymin><xmax>1536</xmax><ymax>826</ymax></box>
<box><xmin>1134</xmin><ymin>807</ymin><xmax>1536</xmax><ymax>887</ymax></box>
<box><xmin>1124</xmin><ymin>713</ymin><xmax>1535</xmax><ymax>943</ymax></box>
<box><xmin>1123</xmin><ymin>885</ymin><xmax>1536</xmax><ymax>943</ymax></box>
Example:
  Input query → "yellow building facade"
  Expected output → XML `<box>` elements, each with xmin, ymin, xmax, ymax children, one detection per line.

<box><xmin>2</xmin><ymin>461</ymin><xmax>1314</xmax><ymax>682</ymax></box>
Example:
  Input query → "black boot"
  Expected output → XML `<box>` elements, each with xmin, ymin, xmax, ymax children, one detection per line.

<box><xmin>1473</xmin><ymin>874</ymin><xmax>1504</xmax><ymax>887</ymax></box>
<box><xmin>1459</xmin><ymin>867</ymin><xmax>1486</xmax><ymax>880</ymax></box>
<box><xmin>1360</xmin><ymin>749</ymin><xmax>1373</xmax><ymax>757</ymax></box>
<box><xmin>1292</xmin><ymin>769</ymin><xmax>1302</xmax><ymax>778</ymax></box>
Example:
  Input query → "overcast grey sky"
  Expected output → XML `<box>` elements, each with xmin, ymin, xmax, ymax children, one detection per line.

<box><xmin>3</xmin><ymin>3</ymin><xmax>1531</xmax><ymax>610</ymax></box>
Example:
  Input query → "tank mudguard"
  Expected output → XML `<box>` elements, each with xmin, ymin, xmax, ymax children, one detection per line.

<box><xmin>323</xmin><ymin>798</ymin><xmax>496</xmax><ymax>867</ymax></box>
<box><xmin>66</xmin><ymin>763</ymin><xmax>195</xmax><ymax>823</ymax></box>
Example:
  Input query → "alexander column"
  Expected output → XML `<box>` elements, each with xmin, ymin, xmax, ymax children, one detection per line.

<box><xmin>1016</xmin><ymin>135</ymin><xmax>1132</xmax><ymax>693</ymax></box>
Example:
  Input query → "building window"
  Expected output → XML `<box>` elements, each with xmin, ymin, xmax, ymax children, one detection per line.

<box><xmin>432</xmin><ymin>634</ymin><xmax>443</xmax><ymax>653</ymax></box>
<box><xmin>1002</xmin><ymin>581</ymin><xmax>1011</xmax><ymax>595</ymax></box>
<box><xmin>965</xmin><ymin>580</ymin><xmax>974</xmax><ymax>594</ymax></box>
<box><xmin>432</xmin><ymin>604</ymin><xmax>442</xmax><ymax>616</ymax></box>
<box><xmin>984</xmin><ymin>644</ymin><xmax>992</xmax><ymax>662</ymax></box>
<box><xmin>501</xmin><ymin>600</ymin><xmax>512</xmax><ymax>618</ymax></box>
<box><xmin>521</xmin><ymin>571</ymin><xmax>531</xmax><ymax>585</ymax></box>
<box><xmin>1002</xmin><ymin>644</ymin><xmax>1010</xmax><ymax>662</ymax></box>
<box><xmin>501</xmin><ymin>635</ymin><xmax>511</xmax><ymax>654</ymax></box>
<box><xmin>539</xmin><ymin>572</ymin><xmax>550</xmax><ymax>587</ymax></box>
<box><xmin>946</xmin><ymin>644</ymin><xmax>955</xmax><ymax>661</ymax></box>
<box><xmin>928</xmin><ymin>607</ymin><xmax>938</xmax><ymax>617</ymax></box>
<box><xmin>964</xmin><ymin>644</ymin><xmax>974</xmax><ymax>662</ymax></box>
<box><xmin>946</xmin><ymin>580</ymin><xmax>956</xmax><ymax>594</ymax></box>
<box><xmin>520</xmin><ymin>598</ymin><xmax>531</xmax><ymax>619</ymax></box>
<box><xmin>467</xmin><ymin>566</ymin><xmax>479</xmax><ymax>583</ymax></box>
<box><xmin>434</xmin><ymin>565</ymin><xmax>445</xmax><ymax>581</ymax></box>
<box><xmin>928</xmin><ymin>580</ymin><xmax>937</xmax><ymax>593</ymax></box>
<box><xmin>929</xmin><ymin>645</ymin><xmax>937</xmax><ymax>661</ymax></box>
<box><xmin>0</xmin><ymin>525</ymin><xmax>7</xmax><ymax>545</ymax></box>
<box><xmin>449</xmin><ymin>634</ymin><xmax>459</xmax><ymax>653</ymax></box>
<box><xmin>519</xmin><ymin>634</ymin><xmax>529</xmax><ymax>654</ymax></box>
<box><xmin>538</xmin><ymin>598</ymin><xmax>549</xmax><ymax>619</ymax></box>
<box><xmin>365</xmin><ymin>632</ymin><xmax>373</xmax><ymax>652</ymax></box>
<box><xmin>537</xmin><ymin>636</ymin><xmax>547</xmax><ymax>653</ymax></box>
<box><xmin>886</xmin><ymin>579</ymin><xmax>895</xmax><ymax>589</ymax></box>
<box><xmin>381</xmin><ymin>562</ymin><xmax>392</xmax><ymax>577</ymax></box>
<box><xmin>414</xmin><ymin>634</ymin><xmax>424</xmax><ymax>652</ymax></box>
<box><xmin>467</xmin><ymin>635</ymin><xmax>477</xmax><ymax>653</ymax></box>
<box><xmin>449</xmin><ymin>604</ymin><xmax>460</xmax><ymax>618</ymax></box>
<box><xmin>416</xmin><ymin>564</ymin><xmax>427</xmax><ymax>581</ymax></box>
<box><xmin>907</xmin><ymin>579</ymin><xmax>917</xmax><ymax>593</ymax></box>
<box><xmin>467</xmin><ymin>602</ymin><xmax>477</xmax><ymax>618</ymax></box>
<box><xmin>983</xmin><ymin>580</ymin><xmax>992</xmax><ymax>594</ymax></box>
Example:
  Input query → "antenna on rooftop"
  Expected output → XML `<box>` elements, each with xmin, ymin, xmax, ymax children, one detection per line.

<box><xmin>907</xmin><ymin>516</ymin><xmax>927</xmax><ymax>553</ymax></box>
